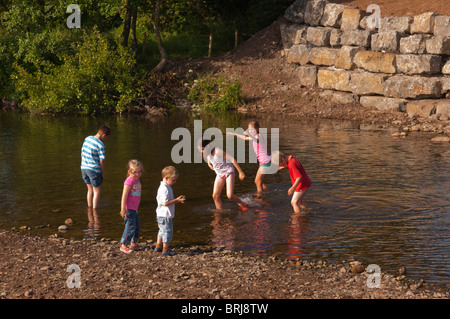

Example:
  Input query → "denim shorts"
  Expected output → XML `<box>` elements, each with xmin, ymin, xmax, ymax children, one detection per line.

<box><xmin>157</xmin><ymin>217</ymin><xmax>173</xmax><ymax>243</ymax></box>
<box><xmin>81</xmin><ymin>169</ymin><xmax>103</xmax><ymax>187</ymax></box>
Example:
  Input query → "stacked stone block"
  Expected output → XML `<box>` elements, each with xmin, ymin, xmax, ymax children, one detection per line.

<box><xmin>281</xmin><ymin>0</ymin><xmax>450</xmax><ymax>117</ymax></box>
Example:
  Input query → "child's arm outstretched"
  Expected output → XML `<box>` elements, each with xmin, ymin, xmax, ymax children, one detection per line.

<box><xmin>227</xmin><ymin>129</ymin><xmax>258</xmax><ymax>143</ymax></box>
<box><xmin>162</xmin><ymin>195</ymin><xmax>186</xmax><ymax>206</ymax></box>
<box><xmin>119</xmin><ymin>184</ymin><xmax>131</xmax><ymax>218</ymax></box>
<box><xmin>227</xmin><ymin>131</ymin><xmax>251</xmax><ymax>141</ymax></box>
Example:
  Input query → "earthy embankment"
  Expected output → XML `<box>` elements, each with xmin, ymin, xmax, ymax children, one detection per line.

<box><xmin>0</xmin><ymin>229</ymin><xmax>448</xmax><ymax>300</ymax></box>
<box><xmin>167</xmin><ymin>0</ymin><xmax>450</xmax><ymax>139</ymax></box>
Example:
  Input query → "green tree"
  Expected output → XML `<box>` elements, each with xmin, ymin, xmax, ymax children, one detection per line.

<box><xmin>13</xmin><ymin>29</ymin><xmax>139</xmax><ymax>115</ymax></box>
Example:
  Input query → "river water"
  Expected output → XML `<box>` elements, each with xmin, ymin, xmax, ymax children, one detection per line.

<box><xmin>0</xmin><ymin>111</ymin><xmax>449</xmax><ymax>287</ymax></box>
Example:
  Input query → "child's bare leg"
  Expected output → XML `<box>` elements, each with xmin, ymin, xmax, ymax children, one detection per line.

<box><xmin>212</xmin><ymin>176</ymin><xmax>226</xmax><ymax>209</ymax></box>
<box><xmin>254</xmin><ymin>169</ymin><xmax>263</xmax><ymax>194</ymax></box>
<box><xmin>92</xmin><ymin>186</ymin><xmax>101</xmax><ymax>209</ymax></box>
<box><xmin>226</xmin><ymin>174</ymin><xmax>248</xmax><ymax>207</ymax></box>
<box><xmin>291</xmin><ymin>190</ymin><xmax>307</xmax><ymax>213</ymax></box>
<box><xmin>86</xmin><ymin>184</ymin><xmax>94</xmax><ymax>207</ymax></box>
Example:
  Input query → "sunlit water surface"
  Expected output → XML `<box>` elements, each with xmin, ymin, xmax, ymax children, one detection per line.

<box><xmin>0</xmin><ymin>112</ymin><xmax>448</xmax><ymax>287</ymax></box>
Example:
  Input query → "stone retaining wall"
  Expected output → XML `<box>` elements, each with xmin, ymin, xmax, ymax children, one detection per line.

<box><xmin>281</xmin><ymin>0</ymin><xmax>450</xmax><ymax>120</ymax></box>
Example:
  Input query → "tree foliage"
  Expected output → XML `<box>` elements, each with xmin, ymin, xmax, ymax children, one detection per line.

<box><xmin>14</xmin><ymin>29</ymin><xmax>138</xmax><ymax>115</ymax></box>
<box><xmin>0</xmin><ymin>0</ymin><xmax>293</xmax><ymax>114</ymax></box>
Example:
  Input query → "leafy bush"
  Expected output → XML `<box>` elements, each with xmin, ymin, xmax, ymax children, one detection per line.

<box><xmin>13</xmin><ymin>29</ymin><xmax>139</xmax><ymax>115</ymax></box>
<box><xmin>0</xmin><ymin>35</ymin><xmax>17</xmax><ymax>99</ymax></box>
<box><xmin>187</xmin><ymin>74</ymin><xmax>244</xmax><ymax>112</ymax></box>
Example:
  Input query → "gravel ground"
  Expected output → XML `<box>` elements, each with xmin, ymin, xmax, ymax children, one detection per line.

<box><xmin>0</xmin><ymin>229</ymin><xmax>448</xmax><ymax>301</ymax></box>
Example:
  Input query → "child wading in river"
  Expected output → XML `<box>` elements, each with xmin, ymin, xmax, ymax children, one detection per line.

<box><xmin>81</xmin><ymin>124</ymin><xmax>111</xmax><ymax>209</ymax></box>
<box><xmin>200</xmin><ymin>139</ymin><xmax>248</xmax><ymax>210</ymax></box>
<box><xmin>119</xmin><ymin>159</ymin><xmax>144</xmax><ymax>254</ymax></box>
<box><xmin>227</xmin><ymin>121</ymin><xmax>271</xmax><ymax>195</ymax></box>
<box><xmin>278</xmin><ymin>152</ymin><xmax>311</xmax><ymax>213</ymax></box>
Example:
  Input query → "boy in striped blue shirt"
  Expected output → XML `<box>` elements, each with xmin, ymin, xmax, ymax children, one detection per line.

<box><xmin>81</xmin><ymin>124</ymin><xmax>111</xmax><ymax>209</ymax></box>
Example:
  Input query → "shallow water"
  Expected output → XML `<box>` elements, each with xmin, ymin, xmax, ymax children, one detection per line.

<box><xmin>0</xmin><ymin>111</ymin><xmax>449</xmax><ymax>287</ymax></box>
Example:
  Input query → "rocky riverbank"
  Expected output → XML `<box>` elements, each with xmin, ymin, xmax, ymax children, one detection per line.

<box><xmin>166</xmin><ymin>15</ymin><xmax>450</xmax><ymax>141</ymax></box>
<box><xmin>0</xmin><ymin>229</ymin><xmax>448</xmax><ymax>300</ymax></box>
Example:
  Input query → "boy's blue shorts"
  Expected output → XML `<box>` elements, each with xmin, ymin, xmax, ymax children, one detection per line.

<box><xmin>157</xmin><ymin>217</ymin><xmax>173</xmax><ymax>243</ymax></box>
<box><xmin>81</xmin><ymin>169</ymin><xmax>103</xmax><ymax>187</ymax></box>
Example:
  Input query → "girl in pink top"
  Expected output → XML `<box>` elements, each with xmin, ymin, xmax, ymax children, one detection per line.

<box><xmin>227</xmin><ymin>121</ymin><xmax>271</xmax><ymax>195</ymax></box>
<box><xmin>119</xmin><ymin>159</ymin><xmax>144</xmax><ymax>254</ymax></box>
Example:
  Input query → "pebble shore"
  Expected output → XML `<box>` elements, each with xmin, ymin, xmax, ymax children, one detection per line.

<box><xmin>0</xmin><ymin>229</ymin><xmax>448</xmax><ymax>300</ymax></box>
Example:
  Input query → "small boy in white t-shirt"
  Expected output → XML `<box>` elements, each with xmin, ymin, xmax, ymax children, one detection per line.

<box><xmin>155</xmin><ymin>166</ymin><xmax>185</xmax><ymax>256</ymax></box>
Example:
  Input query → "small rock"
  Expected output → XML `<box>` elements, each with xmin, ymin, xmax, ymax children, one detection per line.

<box><xmin>351</xmin><ymin>264</ymin><xmax>365</xmax><ymax>274</ymax></box>
<box><xmin>430</xmin><ymin>136</ymin><xmax>450</xmax><ymax>143</ymax></box>
<box><xmin>58</xmin><ymin>225</ymin><xmax>68</xmax><ymax>231</ymax></box>
<box><xmin>399</xmin><ymin>266</ymin><xmax>407</xmax><ymax>275</ymax></box>
<box><xmin>65</xmin><ymin>218</ymin><xmax>73</xmax><ymax>226</ymax></box>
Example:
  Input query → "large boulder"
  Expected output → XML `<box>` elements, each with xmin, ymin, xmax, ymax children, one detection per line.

<box><xmin>354</xmin><ymin>51</ymin><xmax>397</xmax><ymax>74</ymax></box>
<box><xmin>286</xmin><ymin>44</ymin><xmax>311</xmax><ymax>65</ymax></box>
<box><xmin>405</xmin><ymin>100</ymin><xmax>440</xmax><ymax>117</ymax></box>
<box><xmin>411</xmin><ymin>12</ymin><xmax>437</xmax><ymax>34</ymax></box>
<box><xmin>284</xmin><ymin>0</ymin><xmax>309</xmax><ymax>24</ymax></box>
<box><xmin>384</xmin><ymin>75</ymin><xmax>442</xmax><ymax>99</ymax></box>
<box><xmin>298</xmin><ymin>65</ymin><xmax>318</xmax><ymax>87</ymax></box>
<box><xmin>379</xmin><ymin>16</ymin><xmax>412</xmax><ymax>33</ymax></box>
<box><xmin>443</xmin><ymin>60</ymin><xmax>450</xmax><ymax>75</ymax></box>
<box><xmin>335</xmin><ymin>46</ymin><xmax>360</xmax><ymax>70</ymax></box>
<box><xmin>360</xmin><ymin>96</ymin><xmax>408</xmax><ymax>111</ymax></box>
<box><xmin>309</xmin><ymin>47</ymin><xmax>339</xmax><ymax>66</ymax></box>
<box><xmin>280</xmin><ymin>24</ymin><xmax>308</xmax><ymax>49</ymax></box>
<box><xmin>340</xmin><ymin>8</ymin><xmax>363</xmax><ymax>31</ymax></box>
<box><xmin>317</xmin><ymin>68</ymin><xmax>351</xmax><ymax>91</ymax></box>
<box><xmin>340</xmin><ymin>30</ymin><xmax>372</xmax><ymax>47</ymax></box>
<box><xmin>371</xmin><ymin>31</ymin><xmax>402</xmax><ymax>52</ymax></box>
<box><xmin>349</xmin><ymin>71</ymin><xmax>389</xmax><ymax>95</ymax></box>
<box><xmin>306</xmin><ymin>26</ymin><xmax>333</xmax><ymax>46</ymax></box>
<box><xmin>304</xmin><ymin>0</ymin><xmax>328</xmax><ymax>26</ymax></box>
<box><xmin>399</xmin><ymin>34</ymin><xmax>430</xmax><ymax>54</ymax></box>
<box><xmin>396</xmin><ymin>54</ymin><xmax>442</xmax><ymax>75</ymax></box>
<box><xmin>320</xmin><ymin>3</ymin><xmax>346</xmax><ymax>27</ymax></box>
<box><xmin>426</xmin><ymin>36</ymin><xmax>450</xmax><ymax>55</ymax></box>
<box><xmin>433</xmin><ymin>16</ymin><xmax>450</xmax><ymax>36</ymax></box>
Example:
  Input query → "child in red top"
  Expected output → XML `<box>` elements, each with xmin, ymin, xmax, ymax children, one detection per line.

<box><xmin>278</xmin><ymin>152</ymin><xmax>311</xmax><ymax>213</ymax></box>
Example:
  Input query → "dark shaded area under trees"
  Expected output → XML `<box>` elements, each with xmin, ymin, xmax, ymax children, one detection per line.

<box><xmin>0</xmin><ymin>0</ymin><xmax>293</xmax><ymax>115</ymax></box>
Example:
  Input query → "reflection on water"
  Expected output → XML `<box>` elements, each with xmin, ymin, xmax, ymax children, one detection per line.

<box><xmin>85</xmin><ymin>208</ymin><xmax>102</xmax><ymax>240</ymax></box>
<box><xmin>0</xmin><ymin>111</ymin><xmax>449</xmax><ymax>287</ymax></box>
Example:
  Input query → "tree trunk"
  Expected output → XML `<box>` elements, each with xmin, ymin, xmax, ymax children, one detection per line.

<box><xmin>150</xmin><ymin>0</ymin><xmax>167</xmax><ymax>73</ymax></box>
<box><xmin>130</xmin><ymin>8</ymin><xmax>138</xmax><ymax>52</ymax></box>
<box><xmin>120</xmin><ymin>0</ymin><xmax>132</xmax><ymax>47</ymax></box>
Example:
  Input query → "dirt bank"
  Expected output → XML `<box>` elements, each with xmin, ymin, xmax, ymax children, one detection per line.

<box><xmin>0</xmin><ymin>229</ymin><xmax>448</xmax><ymax>300</ymax></box>
<box><xmin>167</xmin><ymin>12</ymin><xmax>450</xmax><ymax>138</ymax></box>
